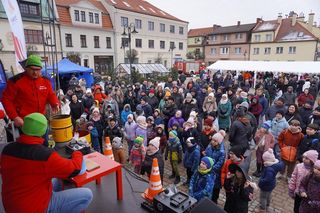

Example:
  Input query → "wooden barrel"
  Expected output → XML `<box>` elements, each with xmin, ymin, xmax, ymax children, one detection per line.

<box><xmin>51</xmin><ymin>115</ymin><xmax>73</xmax><ymax>143</ymax></box>
<box><xmin>78</xmin><ymin>130</ymin><xmax>92</xmax><ymax>146</ymax></box>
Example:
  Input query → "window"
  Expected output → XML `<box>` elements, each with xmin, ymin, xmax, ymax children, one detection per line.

<box><xmin>121</xmin><ymin>17</ymin><xmax>128</xmax><ymax>27</ymax></box>
<box><xmin>276</xmin><ymin>47</ymin><xmax>283</xmax><ymax>54</ymax></box>
<box><xmin>136</xmin><ymin>39</ymin><xmax>142</xmax><ymax>48</ymax></box>
<box><xmin>179</xmin><ymin>42</ymin><xmax>183</xmax><ymax>50</ymax></box>
<box><xmin>148</xmin><ymin>60</ymin><xmax>152</xmax><ymax>63</ymax></box>
<box><xmin>24</xmin><ymin>29</ymin><xmax>43</xmax><ymax>44</ymax></box>
<box><xmin>289</xmin><ymin>46</ymin><xmax>296</xmax><ymax>54</ymax></box>
<box><xmin>211</xmin><ymin>35</ymin><xmax>217</xmax><ymax>41</ymax></box>
<box><xmin>135</xmin><ymin>19</ymin><xmax>142</xmax><ymax>29</ymax></box>
<box><xmin>223</xmin><ymin>34</ymin><xmax>229</xmax><ymax>41</ymax></box>
<box><xmin>170</xmin><ymin>25</ymin><xmax>175</xmax><ymax>33</ymax></box>
<box><xmin>81</xmin><ymin>11</ymin><xmax>86</xmax><ymax>22</ymax></box>
<box><xmin>210</xmin><ymin>48</ymin><xmax>216</xmax><ymax>55</ymax></box>
<box><xmin>148</xmin><ymin>40</ymin><xmax>154</xmax><ymax>48</ymax></box>
<box><xmin>80</xmin><ymin>35</ymin><xmax>87</xmax><ymax>47</ymax></box>
<box><xmin>19</xmin><ymin>2</ymin><xmax>40</xmax><ymax>16</ymax></box>
<box><xmin>264</xmin><ymin>47</ymin><xmax>271</xmax><ymax>54</ymax></box>
<box><xmin>74</xmin><ymin>10</ymin><xmax>79</xmax><ymax>21</ymax></box>
<box><xmin>148</xmin><ymin>21</ymin><xmax>154</xmax><ymax>31</ymax></box>
<box><xmin>235</xmin><ymin>47</ymin><xmax>242</xmax><ymax>54</ymax></box>
<box><xmin>266</xmin><ymin>34</ymin><xmax>272</xmax><ymax>41</ymax></box>
<box><xmin>95</xmin><ymin>13</ymin><xmax>99</xmax><ymax>24</ymax></box>
<box><xmin>106</xmin><ymin>37</ymin><xmax>111</xmax><ymax>49</ymax></box>
<box><xmin>160</xmin><ymin>23</ymin><xmax>165</xmax><ymax>32</ymax></box>
<box><xmin>65</xmin><ymin>34</ymin><xmax>72</xmax><ymax>47</ymax></box>
<box><xmin>220</xmin><ymin>47</ymin><xmax>229</xmax><ymax>54</ymax></box>
<box><xmin>94</xmin><ymin>36</ymin><xmax>100</xmax><ymax>48</ymax></box>
<box><xmin>88</xmin><ymin>12</ymin><xmax>93</xmax><ymax>23</ymax></box>
<box><xmin>253</xmin><ymin>48</ymin><xmax>259</xmax><ymax>55</ymax></box>
<box><xmin>83</xmin><ymin>59</ymin><xmax>88</xmax><ymax>67</ymax></box>
<box><xmin>179</xmin><ymin>27</ymin><xmax>184</xmax><ymax>35</ymax></box>
<box><xmin>160</xmin><ymin>41</ymin><xmax>165</xmax><ymax>49</ymax></box>
<box><xmin>254</xmin><ymin>35</ymin><xmax>261</xmax><ymax>42</ymax></box>
<box><xmin>121</xmin><ymin>38</ymin><xmax>128</xmax><ymax>47</ymax></box>
<box><xmin>235</xmin><ymin>33</ymin><xmax>243</xmax><ymax>39</ymax></box>
<box><xmin>170</xmin><ymin>42</ymin><xmax>175</xmax><ymax>49</ymax></box>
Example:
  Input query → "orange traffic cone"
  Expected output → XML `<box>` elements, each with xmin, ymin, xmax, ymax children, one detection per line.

<box><xmin>103</xmin><ymin>137</ymin><xmax>114</xmax><ymax>160</ymax></box>
<box><xmin>142</xmin><ymin>158</ymin><xmax>163</xmax><ymax>201</ymax></box>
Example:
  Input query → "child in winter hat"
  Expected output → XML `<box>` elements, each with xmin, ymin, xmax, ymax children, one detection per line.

<box><xmin>189</xmin><ymin>156</ymin><xmax>215</xmax><ymax>201</ymax></box>
<box><xmin>149</xmin><ymin>137</ymin><xmax>160</xmax><ymax>153</ymax></box>
<box><xmin>129</xmin><ymin>136</ymin><xmax>146</xmax><ymax>174</ymax></box>
<box><xmin>289</xmin><ymin>150</ymin><xmax>319</xmax><ymax>212</ymax></box>
<box><xmin>183</xmin><ymin>137</ymin><xmax>201</xmax><ymax>185</ymax></box>
<box><xmin>211</xmin><ymin>130</ymin><xmax>226</xmax><ymax>144</ymax></box>
<box><xmin>112</xmin><ymin>137</ymin><xmax>125</xmax><ymax>164</ymax></box>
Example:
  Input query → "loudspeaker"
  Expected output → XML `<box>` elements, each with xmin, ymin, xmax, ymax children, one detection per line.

<box><xmin>190</xmin><ymin>198</ymin><xmax>226</xmax><ymax>213</ymax></box>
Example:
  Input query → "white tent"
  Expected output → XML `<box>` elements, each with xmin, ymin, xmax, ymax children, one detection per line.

<box><xmin>207</xmin><ymin>60</ymin><xmax>320</xmax><ymax>74</ymax></box>
<box><xmin>115</xmin><ymin>63</ymin><xmax>169</xmax><ymax>75</ymax></box>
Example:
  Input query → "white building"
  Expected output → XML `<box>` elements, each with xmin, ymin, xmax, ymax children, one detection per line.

<box><xmin>56</xmin><ymin>0</ymin><xmax>115</xmax><ymax>75</ymax></box>
<box><xmin>101</xmin><ymin>0</ymin><xmax>188</xmax><ymax>69</ymax></box>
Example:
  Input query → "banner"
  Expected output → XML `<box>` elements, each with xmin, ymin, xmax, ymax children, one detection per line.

<box><xmin>1</xmin><ymin>0</ymin><xmax>27</xmax><ymax>73</ymax></box>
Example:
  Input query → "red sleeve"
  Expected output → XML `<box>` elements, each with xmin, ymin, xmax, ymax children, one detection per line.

<box><xmin>220</xmin><ymin>161</ymin><xmax>228</xmax><ymax>186</ymax></box>
<box><xmin>1</xmin><ymin>80</ymin><xmax>19</xmax><ymax>119</ymax></box>
<box><xmin>278</xmin><ymin>131</ymin><xmax>285</xmax><ymax>148</ymax></box>
<box><xmin>45</xmin><ymin>79</ymin><xmax>60</xmax><ymax>107</ymax></box>
<box><xmin>44</xmin><ymin>151</ymin><xmax>83</xmax><ymax>178</ymax></box>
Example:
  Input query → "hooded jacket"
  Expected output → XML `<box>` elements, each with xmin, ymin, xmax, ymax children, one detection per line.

<box><xmin>182</xmin><ymin>98</ymin><xmax>197</xmax><ymax>120</ymax></box>
<box><xmin>258</xmin><ymin>160</ymin><xmax>284</xmax><ymax>191</ymax></box>
<box><xmin>229</xmin><ymin>117</ymin><xmax>252</xmax><ymax>149</ymax></box>
<box><xmin>288</xmin><ymin>162</ymin><xmax>312</xmax><ymax>197</ymax></box>
<box><xmin>270</xmin><ymin>117</ymin><xmax>289</xmax><ymax>142</ymax></box>
<box><xmin>297</xmin><ymin>134</ymin><xmax>320</xmax><ymax>162</ymax></box>
<box><xmin>1</xmin><ymin>135</ymin><xmax>83</xmax><ymax>213</ymax></box>
<box><xmin>120</xmin><ymin>104</ymin><xmax>132</xmax><ymax>125</ymax></box>
<box><xmin>183</xmin><ymin>144</ymin><xmax>200</xmax><ymax>172</ymax></box>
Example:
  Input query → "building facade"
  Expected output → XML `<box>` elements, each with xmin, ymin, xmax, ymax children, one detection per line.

<box><xmin>250</xmin><ymin>13</ymin><xmax>320</xmax><ymax>61</ymax></box>
<box><xmin>56</xmin><ymin>0</ymin><xmax>115</xmax><ymax>75</ymax></box>
<box><xmin>204</xmin><ymin>22</ymin><xmax>256</xmax><ymax>65</ymax></box>
<box><xmin>0</xmin><ymin>0</ymin><xmax>63</xmax><ymax>72</ymax></box>
<box><xmin>187</xmin><ymin>27</ymin><xmax>214</xmax><ymax>61</ymax></box>
<box><xmin>101</xmin><ymin>0</ymin><xmax>188</xmax><ymax>69</ymax></box>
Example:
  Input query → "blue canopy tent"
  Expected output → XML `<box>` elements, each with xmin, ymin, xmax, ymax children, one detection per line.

<box><xmin>42</xmin><ymin>58</ymin><xmax>94</xmax><ymax>90</ymax></box>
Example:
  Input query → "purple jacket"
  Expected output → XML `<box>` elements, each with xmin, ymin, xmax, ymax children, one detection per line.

<box><xmin>288</xmin><ymin>163</ymin><xmax>311</xmax><ymax>197</ymax></box>
<box><xmin>168</xmin><ymin>116</ymin><xmax>185</xmax><ymax>129</ymax></box>
<box><xmin>124</xmin><ymin>121</ymin><xmax>137</xmax><ymax>141</ymax></box>
<box><xmin>299</xmin><ymin>173</ymin><xmax>320</xmax><ymax>213</ymax></box>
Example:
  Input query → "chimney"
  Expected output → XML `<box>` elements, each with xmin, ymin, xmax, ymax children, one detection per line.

<box><xmin>292</xmin><ymin>13</ymin><xmax>297</xmax><ymax>26</ymax></box>
<box><xmin>256</xmin><ymin>18</ymin><xmax>262</xmax><ymax>23</ymax></box>
<box><xmin>297</xmin><ymin>12</ymin><xmax>305</xmax><ymax>22</ymax></box>
<box><xmin>308</xmin><ymin>13</ymin><xmax>315</xmax><ymax>29</ymax></box>
<box><xmin>237</xmin><ymin>21</ymin><xmax>240</xmax><ymax>26</ymax></box>
<box><xmin>277</xmin><ymin>14</ymin><xmax>282</xmax><ymax>24</ymax></box>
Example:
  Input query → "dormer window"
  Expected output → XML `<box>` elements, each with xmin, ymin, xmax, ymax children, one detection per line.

<box><xmin>74</xmin><ymin>10</ymin><xmax>79</xmax><ymax>21</ymax></box>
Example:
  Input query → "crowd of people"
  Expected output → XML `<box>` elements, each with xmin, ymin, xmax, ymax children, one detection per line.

<box><xmin>56</xmin><ymin>69</ymin><xmax>320</xmax><ymax>212</ymax></box>
<box><xmin>1</xmin><ymin>55</ymin><xmax>320</xmax><ymax>213</ymax></box>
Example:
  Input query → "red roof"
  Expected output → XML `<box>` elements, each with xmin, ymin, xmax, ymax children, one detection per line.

<box><xmin>104</xmin><ymin>0</ymin><xmax>187</xmax><ymax>23</ymax></box>
<box><xmin>188</xmin><ymin>27</ymin><xmax>214</xmax><ymax>37</ymax></box>
<box><xmin>56</xmin><ymin>0</ymin><xmax>113</xmax><ymax>29</ymax></box>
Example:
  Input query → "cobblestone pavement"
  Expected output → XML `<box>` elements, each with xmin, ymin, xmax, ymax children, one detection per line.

<box><xmin>123</xmin><ymin>139</ymin><xmax>294</xmax><ymax>213</ymax></box>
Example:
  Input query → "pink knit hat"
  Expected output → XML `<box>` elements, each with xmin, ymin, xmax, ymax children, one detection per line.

<box><xmin>315</xmin><ymin>160</ymin><xmax>320</xmax><ymax>169</ymax></box>
<box><xmin>303</xmin><ymin>150</ymin><xmax>319</xmax><ymax>164</ymax></box>
<box><xmin>212</xmin><ymin>130</ymin><xmax>226</xmax><ymax>144</ymax></box>
<box><xmin>262</xmin><ymin>148</ymin><xmax>276</xmax><ymax>162</ymax></box>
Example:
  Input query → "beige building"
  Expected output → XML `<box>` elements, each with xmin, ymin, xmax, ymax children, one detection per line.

<box><xmin>187</xmin><ymin>27</ymin><xmax>214</xmax><ymax>60</ymax></box>
<box><xmin>205</xmin><ymin>22</ymin><xmax>256</xmax><ymax>65</ymax></box>
<box><xmin>250</xmin><ymin>13</ymin><xmax>320</xmax><ymax>61</ymax></box>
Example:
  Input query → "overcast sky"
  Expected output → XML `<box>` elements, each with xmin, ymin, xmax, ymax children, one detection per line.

<box><xmin>148</xmin><ymin>0</ymin><xmax>320</xmax><ymax>29</ymax></box>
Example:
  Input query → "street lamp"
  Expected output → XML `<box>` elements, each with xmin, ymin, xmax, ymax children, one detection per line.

<box><xmin>169</xmin><ymin>44</ymin><xmax>176</xmax><ymax>70</ymax></box>
<box><xmin>243</xmin><ymin>50</ymin><xmax>247</xmax><ymax>60</ymax></box>
<box><xmin>121</xmin><ymin>23</ymin><xmax>138</xmax><ymax>76</ymax></box>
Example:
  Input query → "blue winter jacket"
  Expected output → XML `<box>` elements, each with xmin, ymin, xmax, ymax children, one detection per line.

<box><xmin>204</xmin><ymin>144</ymin><xmax>225</xmax><ymax>188</ymax></box>
<box><xmin>270</xmin><ymin>117</ymin><xmax>289</xmax><ymax>142</ymax></box>
<box><xmin>90</xmin><ymin>127</ymin><xmax>100</xmax><ymax>152</ymax></box>
<box><xmin>258</xmin><ymin>161</ymin><xmax>284</xmax><ymax>192</ymax></box>
<box><xmin>183</xmin><ymin>145</ymin><xmax>200</xmax><ymax>173</ymax></box>
<box><xmin>121</xmin><ymin>106</ymin><xmax>132</xmax><ymax>126</ymax></box>
<box><xmin>189</xmin><ymin>171</ymin><xmax>215</xmax><ymax>201</ymax></box>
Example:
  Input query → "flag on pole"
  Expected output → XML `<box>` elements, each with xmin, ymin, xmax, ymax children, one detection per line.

<box><xmin>1</xmin><ymin>0</ymin><xmax>27</xmax><ymax>73</ymax></box>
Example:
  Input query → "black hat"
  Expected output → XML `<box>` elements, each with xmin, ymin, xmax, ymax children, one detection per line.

<box><xmin>275</xmin><ymin>110</ymin><xmax>284</xmax><ymax>117</ymax></box>
<box><xmin>229</xmin><ymin>145</ymin><xmax>243</xmax><ymax>158</ymax></box>
<box><xmin>228</xmin><ymin>162</ymin><xmax>250</xmax><ymax>181</ymax></box>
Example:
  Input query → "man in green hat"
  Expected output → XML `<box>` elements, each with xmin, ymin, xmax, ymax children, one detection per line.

<box><xmin>2</xmin><ymin>55</ymin><xmax>59</xmax><ymax>127</ymax></box>
<box><xmin>1</xmin><ymin>113</ymin><xmax>93</xmax><ymax>212</ymax></box>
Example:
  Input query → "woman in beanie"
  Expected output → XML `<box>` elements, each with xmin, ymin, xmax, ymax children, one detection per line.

<box><xmin>204</xmin><ymin>130</ymin><xmax>226</xmax><ymax>203</ymax></box>
<box><xmin>155</xmin><ymin>124</ymin><xmax>167</xmax><ymax>154</ymax></box>
<box><xmin>141</xmin><ymin>137</ymin><xmax>164</xmax><ymax>181</ymax></box>
<box><xmin>135</xmin><ymin>115</ymin><xmax>148</xmax><ymax>147</ymax></box>
<box><xmin>123</xmin><ymin>114</ymin><xmax>137</xmax><ymax>157</ymax></box>
<box><xmin>182</xmin><ymin>117</ymin><xmax>200</xmax><ymax>152</ymax></box>
<box><xmin>129</xmin><ymin>136</ymin><xmax>146</xmax><ymax>174</ymax></box>
<box><xmin>289</xmin><ymin>150</ymin><xmax>319</xmax><ymax>213</ymax></box>
<box><xmin>189</xmin><ymin>157</ymin><xmax>215</xmax><ymax>202</ymax></box>
<box><xmin>202</xmin><ymin>92</ymin><xmax>217</xmax><ymax>116</ymax></box>
<box><xmin>299</xmin><ymin>159</ymin><xmax>320</xmax><ymax>213</ymax></box>
<box><xmin>253</xmin><ymin>121</ymin><xmax>275</xmax><ymax>177</ymax></box>
<box><xmin>217</xmin><ymin>94</ymin><xmax>232</xmax><ymax>132</ymax></box>
<box><xmin>200</xmin><ymin>118</ymin><xmax>217</xmax><ymax>156</ymax></box>
<box><xmin>183</xmin><ymin>137</ymin><xmax>201</xmax><ymax>186</ymax></box>
<box><xmin>165</xmin><ymin>130</ymin><xmax>183</xmax><ymax>184</ymax></box>
<box><xmin>221</xmin><ymin>146</ymin><xmax>244</xmax><ymax>187</ymax></box>
<box><xmin>255</xmin><ymin>149</ymin><xmax>284</xmax><ymax>213</ymax></box>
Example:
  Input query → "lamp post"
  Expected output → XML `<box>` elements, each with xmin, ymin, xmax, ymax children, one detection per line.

<box><xmin>121</xmin><ymin>23</ymin><xmax>138</xmax><ymax>77</ymax></box>
<box><xmin>169</xmin><ymin>44</ymin><xmax>176</xmax><ymax>70</ymax></box>
<box><xmin>243</xmin><ymin>50</ymin><xmax>247</xmax><ymax>61</ymax></box>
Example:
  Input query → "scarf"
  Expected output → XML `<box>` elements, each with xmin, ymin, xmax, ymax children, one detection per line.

<box><xmin>264</xmin><ymin>159</ymin><xmax>279</xmax><ymax>167</ymax></box>
<box><xmin>198</xmin><ymin>167</ymin><xmax>212</xmax><ymax>175</ymax></box>
<box><xmin>220</xmin><ymin>99</ymin><xmax>228</xmax><ymax>105</ymax></box>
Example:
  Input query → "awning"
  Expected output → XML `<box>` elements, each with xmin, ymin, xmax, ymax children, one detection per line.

<box><xmin>207</xmin><ymin>60</ymin><xmax>320</xmax><ymax>74</ymax></box>
<box><xmin>116</xmin><ymin>63</ymin><xmax>169</xmax><ymax>74</ymax></box>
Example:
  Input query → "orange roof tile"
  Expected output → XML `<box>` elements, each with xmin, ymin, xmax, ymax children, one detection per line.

<box><xmin>188</xmin><ymin>27</ymin><xmax>214</xmax><ymax>37</ymax></box>
<box><xmin>55</xmin><ymin>0</ymin><xmax>113</xmax><ymax>29</ymax></box>
<box><xmin>104</xmin><ymin>0</ymin><xmax>187</xmax><ymax>23</ymax></box>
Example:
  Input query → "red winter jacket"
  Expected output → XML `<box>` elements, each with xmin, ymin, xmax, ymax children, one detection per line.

<box><xmin>1</xmin><ymin>72</ymin><xmax>59</xmax><ymax>119</ymax></box>
<box><xmin>0</xmin><ymin>134</ymin><xmax>83</xmax><ymax>213</ymax></box>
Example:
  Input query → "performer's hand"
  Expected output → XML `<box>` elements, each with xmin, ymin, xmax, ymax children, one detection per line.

<box><xmin>52</xmin><ymin>105</ymin><xmax>60</xmax><ymax>114</ymax></box>
<box><xmin>14</xmin><ymin>116</ymin><xmax>24</xmax><ymax>127</ymax></box>
<box><xmin>300</xmin><ymin>192</ymin><xmax>307</xmax><ymax>198</ymax></box>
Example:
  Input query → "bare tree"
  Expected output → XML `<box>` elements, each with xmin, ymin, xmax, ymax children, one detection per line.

<box><xmin>66</xmin><ymin>52</ymin><xmax>81</xmax><ymax>64</ymax></box>
<box><xmin>126</xmin><ymin>49</ymin><xmax>138</xmax><ymax>64</ymax></box>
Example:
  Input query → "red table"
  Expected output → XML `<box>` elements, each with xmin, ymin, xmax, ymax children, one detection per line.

<box><xmin>71</xmin><ymin>152</ymin><xmax>123</xmax><ymax>200</ymax></box>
